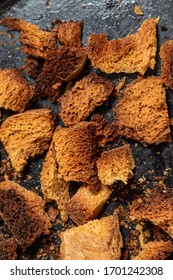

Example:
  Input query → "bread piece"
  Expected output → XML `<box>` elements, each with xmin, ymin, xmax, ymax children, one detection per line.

<box><xmin>59</xmin><ymin>213</ymin><xmax>123</xmax><ymax>260</ymax></box>
<box><xmin>56</xmin><ymin>20</ymin><xmax>83</xmax><ymax>47</ymax></box>
<box><xmin>35</xmin><ymin>47</ymin><xmax>87</xmax><ymax>102</ymax></box>
<box><xmin>59</xmin><ymin>74</ymin><xmax>114</xmax><ymax>126</ymax></box>
<box><xmin>0</xmin><ymin>69</ymin><xmax>34</xmax><ymax>112</ymax></box>
<box><xmin>0</xmin><ymin>180</ymin><xmax>51</xmax><ymax>249</ymax></box>
<box><xmin>130</xmin><ymin>187</ymin><xmax>173</xmax><ymax>238</ymax></box>
<box><xmin>87</xmin><ymin>18</ymin><xmax>156</xmax><ymax>74</ymax></box>
<box><xmin>54</xmin><ymin>122</ymin><xmax>100</xmax><ymax>191</ymax></box>
<box><xmin>67</xmin><ymin>184</ymin><xmax>112</xmax><ymax>225</ymax></box>
<box><xmin>160</xmin><ymin>40</ymin><xmax>173</xmax><ymax>89</ymax></box>
<box><xmin>0</xmin><ymin>17</ymin><xmax>21</xmax><ymax>31</ymax></box>
<box><xmin>133</xmin><ymin>240</ymin><xmax>173</xmax><ymax>260</ymax></box>
<box><xmin>114</xmin><ymin>76</ymin><xmax>171</xmax><ymax>144</ymax></box>
<box><xmin>0</xmin><ymin>236</ymin><xmax>18</xmax><ymax>260</ymax></box>
<box><xmin>0</xmin><ymin>109</ymin><xmax>55</xmax><ymax>173</ymax></box>
<box><xmin>41</xmin><ymin>129</ymin><xmax>70</xmax><ymax>223</ymax></box>
<box><xmin>97</xmin><ymin>144</ymin><xmax>135</xmax><ymax>186</ymax></box>
<box><xmin>91</xmin><ymin>114</ymin><xmax>118</xmax><ymax>147</ymax></box>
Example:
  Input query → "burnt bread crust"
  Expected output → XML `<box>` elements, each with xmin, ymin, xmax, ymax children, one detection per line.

<box><xmin>0</xmin><ymin>181</ymin><xmax>51</xmax><ymax>249</ymax></box>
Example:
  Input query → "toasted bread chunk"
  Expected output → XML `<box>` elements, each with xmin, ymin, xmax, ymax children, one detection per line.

<box><xmin>0</xmin><ymin>109</ymin><xmax>55</xmax><ymax>173</ymax></box>
<box><xmin>56</xmin><ymin>20</ymin><xmax>83</xmax><ymax>47</ymax></box>
<box><xmin>91</xmin><ymin>114</ymin><xmax>118</xmax><ymax>147</ymax></box>
<box><xmin>97</xmin><ymin>144</ymin><xmax>135</xmax><ymax>186</ymax></box>
<box><xmin>133</xmin><ymin>240</ymin><xmax>173</xmax><ymax>260</ymax></box>
<box><xmin>0</xmin><ymin>69</ymin><xmax>34</xmax><ymax>112</ymax></box>
<box><xmin>41</xmin><ymin>130</ymin><xmax>70</xmax><ymax>223</ymax></box>
<box><xmin>114</xmin><ymin>76</ymin><xmax>171</xmax><ymax>144</ymax></box>
<box><xmin>54</xmin><ymin>122</ymin><xmax>100</xmax><ymax>191</ymax></box>
<box><xmin>67</xmin><ymin>184</ymin><xmax>112</xmax><ymax>225</ymax></box>
<box><xmin>130</xmin><ymin>187</ymin><xmax>173</xmax><ymax>238</ymax></box>
<box><xmin>59</xmin><ymin>213</ymin><xmax>123</xmax><ymax>260</ymax></box>
<box><xmin>160</xmin><ymin>40</ymin><xmax>173</xmax><ymax>89</ymax></box>
<box><xmin>0</xmin><ymin>236</ymin><xmax>18</xmax><ymax>260</ymax></box>
<box><xmin>0</xmin><ymin>17</ymin><xmax>20</xmax><ymax>31</ymax></box>
<box><xmin>35</xmin><ymin>47</ymin><xmax>87</xmax><ymax>102</ymax></box>
<box><xmin>87</xmin><ymin>18</ymin><xmax>156</xmax><ymax>74</ymax></box>
<box><xmin>59</xmin><ymin>74</ymin><xmax>114</xmax><ymax>126</ymax></box>
<box><xmin>0</xmin><ymin>180</ymin><xmax>51</xmax><ymax>249</ymax></box>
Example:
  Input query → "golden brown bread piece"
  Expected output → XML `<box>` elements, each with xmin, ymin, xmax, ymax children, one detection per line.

<box><xmin>0</xmin><ymin>69</ymin><xmax>34</xmax><ymax>112</ymax></box>
<box><xmin>130</xmin><ymin>187</ymin><xmax>173</xmax><ymax>238</ymax></box>
<box><xmin>133</xmin><ymin>240</ymin><xmax>173</xmax><ymax>260</ymax></box>
<box><xmin>0</xmin><ymin>180</ymin><xmax>51</xmax><ymax>249</ymax></box>
<box><xmin>59</xmin><ymin>74</ymin><xmax>114</xmax><ymax>126</ymax></box>
<box><xmin>87</xmin><ymin>18</ymin><xmax>157</xmax><ymax>74</ymax></box>
<box><xmin>35</xmin><ymin>47</ymin><xmax>87</xmax><ymax>102</ymax></box>
<box><xmin>40</xmin><ymin>129</ymin><xmax>70</xmax><ymax>223</ymax></box>
<box><xmin>56</xmin><ymin>20</ymin><xmax>83</xmax><ymax>47</ymax></box>
<box><xmin>97</xmin><ymin>144</ymin><xmax>135</xmax><ymax>186</ymax></box>
<box><xmin>160</xmin><ymin>40</ymin><xmax>173</xmax><ymax>89</ymax></box>
<box><xmin>54</xmin><ymin>122</ymin><xmax>100</xmax><ymax>191</ymax></box>
<box><xmin>0</xmin><ymin>17</ymin><xmax>21</xmax><ymax>31</ymax></box>
<box><xmin>67</xmin><ymin>184</ymin><xmax>112</xmax><ymax>225</ymax></box>
<box><xmin>0</xmin><ymin>236</ymin><xmax>18</xmax><ymax>260</ymax></box>
<box><xmin>0</xmin><ymin>109</ymin><xmax>55</xmax><ymax>173</ymax></box>
<box><xmin>114</xmin><ymin>76</ymin><xmax>171</xmax><ymax>144</ymax></box>
<box><xmin>91</xmin><ymin>114</ymin><xmax>118</xmax><ymax>147</ymax></box>
<box><xmin>59</xmin><ymin>213</ymin><xmax>123</xmax><ymax>260</ymax></box>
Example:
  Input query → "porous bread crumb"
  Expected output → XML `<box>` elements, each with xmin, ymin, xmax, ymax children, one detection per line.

<box><xmin>97</xmin><ymin>144</ymin><xmax>135</xmax><ymax>186</ymax></box>
<box><xmin>114</xmin><ymin>76</ymin><xmax>171</xmax><ymax>144</ymax></box>
<box><xmin>0</xmin><ymin>69</ymin><xmax>34</xmax><ymax>112</ymax></box>
<box><xmin>134</xmin><ymin>5</ymin><xmax>143</xmax><ymax>16</ymax></box>
<box><xmin>160</xmin><ymin>40</ymin><xmax>173</xmax><ymax>89</ymax></box>
<box><xmin>87</xmin><ymin>18</ymin><xmax>157</xmax><ymax>75</ymax></box>
<box><xmin>59</xmin><ymin>73</ymin><xmax>114</xmax><ymax>126</ymax></box>
<box><xmin>0</xmin><ymin>109</ymin><xmax>55</xmax><ymax>173</ymax></box>
<box><xmin>67</xmin><ymin>184</ymin><xmax>112</xmax><ymax>225</ymax></box>
<box><xmin>59</xmin><ymin>213</ymin><xmax>123</xmax><ymax>260</ymax></box>
<box><xmin>0</xmin><ymin>180</ymin><xmax>51</xmax><ymax>249</ymax></box>
<box><xmin>133</xmin><ymin>240</ymin><xmax>173</xmax><ymax>260</ymax></box>
<box><xmin>115</xmin><ymin>76</ymin><xmax>126</xmax><ymax>96</ymax></box>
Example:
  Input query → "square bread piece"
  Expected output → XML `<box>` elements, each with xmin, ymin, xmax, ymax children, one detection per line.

<box><xmin>0</xmin><ymin>69</ymin><xmax>34</xmax><ymax>112</ymax></box>
<box><xmin>130</xmin><ymin>187</ymin><xmax>173</xmax><ymax>238</ymax></box>
<box><xmin>67</xmin><ymin>184</ymin><xmax>112</xmax><ymax>225</ymax></box>
<box><xmin>96</xmin><ymin>144</ymin><xmax>135</xmax><ymax>186</ymax></box>
<box><xmin>114</xmin><ymin>76</ymin><xmax>171</xmax><ymax>144</ymax></box>
<box><xmin>53</xmin><ymin>122</ymin><xmax>100</xmax><ymax>191</ymax></box>
<box><xmin>59</xmin><ymin>213</ymin><xmax>123</xmax><ymax>260</ymax></box>
<box><xmin>0</xmin><ymin>180</ymin><xmax>51</xmax><ymax>249</ymax></box>
<box><xmin>87</xmin><ymin>18</ymin><xmax>157</xmax><ymax>75</ymax></box>
<box><xmin>0</xmin><ymin>109</ymin><xmax>55</xmax><ymax>173</ymax></box>
<box><xmin>160</xmin><ymin>40</ymin><xmax>173</xmax><ymax>89</ymax></box>
<box><xmin>133</xmin><ymin>240</ymin><xmax>173</xmax><ymax>260</ymax></box>
<box><xmin>40</xmin><ymin>129</ymin><xmax>70</xmax><ymax>223</ymax></box>
<box><xmin>59</xmin><ymin>73</ymin><xmax>114</xmax><ymax>126</ymax></box>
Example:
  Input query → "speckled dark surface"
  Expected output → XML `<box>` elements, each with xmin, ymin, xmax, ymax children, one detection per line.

<box><xmin>0</xmin><ymin>0</ymin><xmax>173</xmax><ymax>260</ymax></box>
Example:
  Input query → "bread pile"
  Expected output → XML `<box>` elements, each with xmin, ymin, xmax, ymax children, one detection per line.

<box><xmin>0</xmin><ymin>16</ymin><xmax>172</xmax><ymax>260</ymax></box>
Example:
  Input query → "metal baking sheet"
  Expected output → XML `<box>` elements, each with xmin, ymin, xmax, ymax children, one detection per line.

<box><xmin>0</xmin><ymin>0</ymin><xmax>173</xmax><ymax>260</ymax></box>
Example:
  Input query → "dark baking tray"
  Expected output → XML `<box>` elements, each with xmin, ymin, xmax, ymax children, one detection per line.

<box><xmin>0</xmin><ymin>0</ymin><xmax>173</xmax><ymax>260</ymax></box>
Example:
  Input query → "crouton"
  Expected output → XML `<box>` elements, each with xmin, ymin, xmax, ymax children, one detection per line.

<box><xmin>160</xmin><ymin>40</ymin><xmax>173</xmax><ymax>89</ymax></box>
<box><xmin>0</xmin><ymin>236</ymin><xmax>18</xmax><ymax>260</ymax></box>
<box><xmin>59</xmin><ymin>213</ymin><xmax>123</xmax><ymax>260</ymax></box>
<box><xmin>87</xmin><ymin>18</ymin><xmax>157</xmax><ymax>74</ymax></box>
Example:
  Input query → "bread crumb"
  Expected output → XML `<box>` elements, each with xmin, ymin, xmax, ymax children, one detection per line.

<box><xmin>134</xmin><ymin>5</ymin><xmax>143</xmax><ymax>16</ymax></box>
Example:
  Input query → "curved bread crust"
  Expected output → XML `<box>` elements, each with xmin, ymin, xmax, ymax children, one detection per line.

<box><xmin>160</xmin><ymin>40</ymin><xmax>173</xmax><ymax>89</ymax></box>
<box><xmin>114</xmin><ymin>76</ymin><xmax>171</xmax><ymax>144</ymax></box>
<box><xmin>59</xmin><ymin>74</ymin><xmax>114</xmax><ymax>126</ymax></box>
<box><xmin>97</xmin><ymin>144</ymin><xmax>135</xmax><ymax>185</ymax></box>
<box><xmin>0</xmin><ymin>109</ymin><xmax>55</xmax><ymax>173</ymax></box>
<box><xmin>0</xmin><ymin>69</ymin><xmax>34</xmax><ymax>112</ymax></box>
<box><xmin>41</xmin><ymin>130</ymin><xmax>70</xmax><ymax>223</ymax></box>
<box><xmin>133</xmin><ymin>240</ymin><xmax>173</xmax><ymax>260</ymax></box>
<box><xmin>0</xmin><ymin>181</ymin><xmax>51</xmax><ymax>249</ymax></box>
<box><xmin>0</xmin><ymin>236</ymin><xmax>18</xmax><ymax>260</ymax></box>
<box><xmin>67</xmin><ymin>184</ymin><xmax>111</xmax><ymax>225</ymax></box>
<box><xmin>87</xmin><ymin>18</ymin><xmax>157</xmax><ymax>75</ymax></box>
<box><xmin>59</xmin><ymin>214</ymin><xmax>123</xmax><ymax>260</ymax></box>
<box><xmin>54</xmin><ymin>122</ymin><xmax>100</xmax><ymax>191</ymax></box>
<box><xmin>130</xmin><ymin>187</ymin><xmax>173</xmax><ymax>238</ymax></box>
